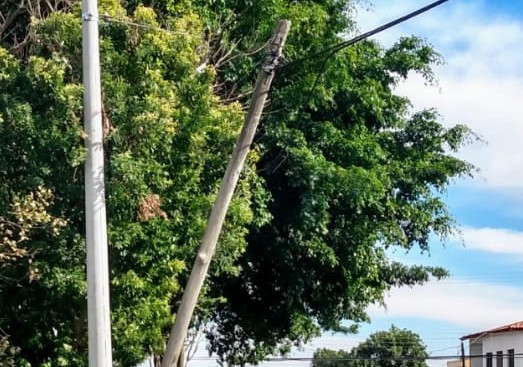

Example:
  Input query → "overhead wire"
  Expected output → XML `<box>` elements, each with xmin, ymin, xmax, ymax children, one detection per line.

<box><xmin>79</xmin><ymin>1</ymin><xmax>454</xmax><ymax>78</ymax></box>
<box><xmin>83</xmin><ymin>12</ymin><xmax>192</xmax><ymax>36</ymax></box>
<box><xmin>257</xmin><ymin>0</ymin><xmax>454</xmax><ymax>174</ymax></box>
<box><xmin>188</xmin><ymin>353</ymin><xmax>523</xmax><ymax>362</ymax></box>
<box><xmin>92</xmin><ymin>1</ymin><xmax>454</xmax><ymax>75</ymax></box>
<box><xmin>282</xmin><ymin>0</ymin><xmax>451</xmax><ymax>70</ymax></box>
<box><xmin>280</xmin><ymin>0</ymin><xmax>452</xmax><ymax>103</ymax></box>
<box><xmin>82</xmin><ymin>0</ymin><xmax>454</xmax><ymax>89</ymax></box>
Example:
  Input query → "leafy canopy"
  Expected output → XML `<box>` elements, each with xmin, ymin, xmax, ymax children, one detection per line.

<box><xmin>1</xmin><ymin>1</ymin><xmax>263</xmax><ymax>366</ymax></box>
<box><xmin>203</xmin><ymin>13</ymin><xmax>474</xmax><ymax>367</ymax></box>
<box><xmin>0</xmin><ymin>0</ymin><xmax>475</xmax><ymax>366</ymax></box>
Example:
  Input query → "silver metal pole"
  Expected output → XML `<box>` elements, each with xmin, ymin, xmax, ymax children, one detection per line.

<box><xmin>82</xmin><ymin>0</ymin><xmax>113</xmax><ymax>365</ymax></box>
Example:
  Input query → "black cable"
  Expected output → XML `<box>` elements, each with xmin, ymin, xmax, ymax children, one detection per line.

<box><xmin>278</xmin><ymin>0</ymin><xmax>452</xmax><ymax>129</ymax></box>
<box><xmin>283</xmin><ymin>0</ymin><xmax>451</xmax><ymax>69</ymax></box>
<box><xmin>190</xmin><ymin>353</ymin><xmax>523</xmax><ymax>362</ymax></box>
<box><xmin>257</xmin><ymin>0</ymin><xmax>453</xmax><ymax>174</ymax></box>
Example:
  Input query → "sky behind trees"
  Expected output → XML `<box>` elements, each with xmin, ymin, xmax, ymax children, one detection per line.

<box><xmin>362</xmin><ymin>0</ymin><xmax>523</xmax><ymax>330</ymax></box>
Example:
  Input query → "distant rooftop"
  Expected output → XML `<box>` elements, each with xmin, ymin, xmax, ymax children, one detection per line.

<box><xmin>461</xmin><ymin>321</ymin><xmax>523</xmax><ymax>340</ymax></box>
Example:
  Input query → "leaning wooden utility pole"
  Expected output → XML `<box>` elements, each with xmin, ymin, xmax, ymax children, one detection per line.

<box><xmin>160</xmin><ymin>19</ymin><xmax>291</xmax><ymax>367</ymax></box>
<box><xmin>82</xmin><ymin>0</ymin><xmax>113</xmax><ymax>365</ymax></box>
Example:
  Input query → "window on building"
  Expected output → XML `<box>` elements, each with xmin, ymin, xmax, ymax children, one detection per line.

<box><xmin>487</xmin><ymin>352</ymin><xmax>493</xmax><ymax>367</ymax></box>
<box><xmin>508</xmin><ymin>349</ymin><xmax>514</xmax><ymax>367</ymax></box>
<box><xmin>497</xmin><ymin>351</ymin><xmax>503</xmax><ymax>367</ymax></box>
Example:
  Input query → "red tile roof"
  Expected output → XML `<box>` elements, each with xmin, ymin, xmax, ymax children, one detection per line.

<box><xmin>461</xmin><ymin>321</ymin><xmax>523</xmax><ymax>340</ymax></box>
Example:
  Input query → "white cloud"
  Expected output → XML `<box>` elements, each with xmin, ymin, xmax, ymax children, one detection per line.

<box><xmin>357</xmin><ymin>0</ymin><xmax>523</xmax><ymax>190</ymax></box>
<box><xmin>368</xmin><ymin>279</ymin><xmax>523</xmax><ymax>330</ymax></box>
<box><xmin>396</xmin><ymin>74</ymin><xmax>523</xmax><ymax>189</ymax></box>
<box><xmin>459</xmin><ymin>226</ymin><xmax>523</xmax><ymax>256</ymax></box>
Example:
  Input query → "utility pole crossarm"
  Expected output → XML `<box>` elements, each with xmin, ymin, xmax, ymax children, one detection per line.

<box><xmin>160</xmin><ymin>19</ymin><xmax>291</xmax><ymax>367</ymax></box>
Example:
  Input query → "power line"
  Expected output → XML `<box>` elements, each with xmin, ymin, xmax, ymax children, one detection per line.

<box><xmin>189</xmin><ymin>353</ymin><xmax>523</xmax><ymax>362</ymax></box>
<box><xmin>259</xmin><ymin>0</ymin><xmax>454</xmax><ymax>175</ymax></box>
<box><xmin>430</xmin><ymin>346</ymin><xmax>461</xmax><ymax>354</ymax></box>
<box><xmin>279</xmin><ymin>0</ymin><xmax>452</xmax><ymax>112</ymax></box>
<box><xmin>283</xmin><ymin>0</ymin><xmax>451</xmax><ymax>69</ymax></box>
<box><xmin>84</xmin><ymin>1</ymin><xmax>452</xmax><ymax>75</ymax></box>
<box><xmin>256</xmin><ymin>0</ymin><xmax>454</xmax><ymax>167</ymax></box>
<box><xmin>82</xmin><ymin>12</ymin><xmax>192</xmax><ymax>36</ymax></box>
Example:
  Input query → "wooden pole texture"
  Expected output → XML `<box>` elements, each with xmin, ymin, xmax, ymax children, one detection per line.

<box><xmin>160</xmin><ymin>19</ymin><xmax>291</xmax><ymax>367</ymax></box>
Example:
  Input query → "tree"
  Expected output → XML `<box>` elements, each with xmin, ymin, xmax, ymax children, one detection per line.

<box><xmin>202</xmin><ymin>19</ymin><xmax>474</xmax><ymax>367</ymax></box>
<box><xmin>313</xmin><ymin>349</ymin><xmax>352</xmax><ymax>367</ymax></box>
<box><xmin>0</xmin><ymin>0</ymin><xmax>475</xmax><ymax>366</ymax></box>
<box><xmin>0</xmin><ymin>2</ymin><xmax>264</xmax><ymax>366</ymax></box>
<box><xmin>312</xmin><ymin>326</ymin><xmax>429</xmax><ymax>367</ymax></box>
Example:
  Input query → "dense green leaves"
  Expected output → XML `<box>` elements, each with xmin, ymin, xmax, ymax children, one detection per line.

<box><xmin>0</xmin><ymin>0</ymin><xmax>475</xmax><ymax>366</ymax></box>
<box><xmin>206</xmin><ymin>35</ymin><xmax>472</xmax><ymax>365</ymax></box>
<box><xmin>0</xmin><ymin>2</ymin><xmax>262</xmax><ymax>366</ymax></box>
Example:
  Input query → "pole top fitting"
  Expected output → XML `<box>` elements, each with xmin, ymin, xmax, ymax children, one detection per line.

<box><xmin>262</xmin><ymin>20</ymin><xmax>291</xmax><ymax>74</ymax></box>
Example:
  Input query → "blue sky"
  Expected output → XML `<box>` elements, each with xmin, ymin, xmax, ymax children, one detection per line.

<box><xmin>184</xmin><ymin>1</ymin><xmax>523</xmax><ymax>366</ymax></box>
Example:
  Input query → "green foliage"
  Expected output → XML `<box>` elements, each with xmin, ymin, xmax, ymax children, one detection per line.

<box><xmin>0</xmin><ymin>2</ymin><xmax>264</xmax><ymax>366</ymax></box>
<box><xmin>0</xmin><ymin>0</ymin><xmax>475</xmax><ymax>366</ymax></box>
<box><xmin>0</xmin><ymin>335</ymin><xmax>20</xmax><ymax>367</ymax></box>
<box><xmin>313</xmin><ymin>348</ymin><xmax>352</xmax><ymax>367</ymax></box>
<box><xmin>312</xmin><ymin>326</ymin><xmax>429</xmax><ymax>367</ymax></box>
<box><xmin>196</xmin><ymin>5</ymin><xmax>474</xmax><ymax>365</ymax></box>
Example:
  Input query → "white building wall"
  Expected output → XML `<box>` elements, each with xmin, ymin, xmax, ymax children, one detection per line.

<box><xmin>479</xmin><ymin>332</ymin><xmax>523</xmax><ymax>367</ymax></box>
<box><xmin>470</xmin><ymin>341</ymin><xmax>483</xmax><ymax>367</ymax></box>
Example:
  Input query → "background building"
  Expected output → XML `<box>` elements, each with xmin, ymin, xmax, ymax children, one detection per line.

<box><xmin>462</xmin><ymin>321</ymin><xmax>523</xmax><ymax>367</ymax></box>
